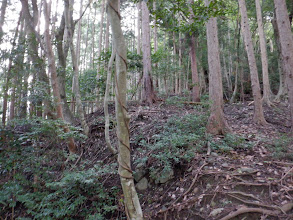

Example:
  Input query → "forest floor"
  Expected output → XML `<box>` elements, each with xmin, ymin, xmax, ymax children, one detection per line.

<box><xmin>81</xmin><ymin>98</ymin><xmax>293</xmax><ymax>220</ymax></box>
<box><xmin>1</xmin><ymin>97</ymin><xmax>293</xmax><ymax>220</ymax></box>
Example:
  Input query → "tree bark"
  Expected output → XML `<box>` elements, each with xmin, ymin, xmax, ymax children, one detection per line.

<box><xmin>205</xmin><ymin>0</ymin><xmax>230</xmax><ymax>135</ymax></box>
<box><xmin>107</xmin><ymin>0</ymin><xmax>143</xmax><ymax>218</ymax></box>
<box><xmin>44</xmin><ymin>0</ymin><xmax>76</xmax><ymax>153</ymax></box>
<box><xmin>137</xmin><ymin>2</ymin><xmax>141</xmax><ymax>55</ymax></box>
<box><xmin>190</xmin><ymin>35</ymin><xmax>200</xmax><ymax>102</ymax></box>
<box><xmin>255</xmin><ymin>0</ymin><xmax>273</xmax><ymax>106</ymax></box>
<box><xmin>272</xmin><ymin>15</ymin><xmax>287</xmax><ymax>101</ymax></box>
<box><xmin>239</xmin><ymin>0</ymin><xmax>267</xmax><ymax>125</ymax></box>
<box><xmin>141</xmin><ymin>0</ymin><xmax>156</xmax><ymax>105</ymax></box>
<box><xmin>55</xmin><ymin>13</ymin><xmax>76</xmax><ymax>124</ymax></box>
<box><xmin>188</xmin><ymin>0</ymin><xmax>200</xmax><ymax>102</ymax></box>
<box><xmin>21</xmin><ymin>0</ymin><xmax>53</xmax><ymax>119</ymax></box>
<box><xmin>104</xmin><ymin>43</ymin><xmax>117</xmax><ymax>155</ymax></box>
<box><xmin>97</xmin><ymin>0</ymin><xmax>105</xmax><ymax>75</ymax></box>
<box><xmin>274</xmin><ymin>0</ymin><xmax>293</xmax><ymax>133</ymax></box>
<box><xmin>64</xmin><ymin>0</ymin><xmax>89</xmax><ymax>136</ymax></box>
<box><xmin>0</xmin><ymin>0</ymin><xmax>7</xmax><ymax>41</ymax></box>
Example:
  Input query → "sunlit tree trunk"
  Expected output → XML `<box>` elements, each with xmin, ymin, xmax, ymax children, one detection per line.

<box><xmin>274</xmin><ymin>0</ymin><xmax>293</xmax><ymax>133</ymax></box>
<box><xmin>2</xmin><ymin>12</ymin><xmax>22</xmax><ymax>126</ymax></box>
<box><xmin>141</xmin><ymin>0</ymin><xmax>156</xmax><ymax>104</ymax></box>
<box><xmin>205</xmin><ymin>0</ymin><xmax>230</xmax><ymax>134</ymax></box>
<box><xmin>0</xmin><ymin>0</ymin><xmax>7</xmax><ymax>41</ymax></box>
<box><xmin>44</xmin><ymin>0</ymin><xmax>76</xmax><ymax>153</ymax></box>
<box><xmin>107</xmin><ymin>0</ymin><xmax>143</xmax><ymax>218</ymax></box>
<box><xmin>239</xmin><ymin>0</ymin><xmax>267</xmax><ymax>125</ymax></box>
<box><xmin>97</xmin><ymin>0</ymin><xmax>105</xmax><ymax>75</ymax></box>
<box><xmin>137</xmin><ymin>2</ymin><xmax>141</xmax><ymax>55</ymax></box>
<box><xmin>105</xmin><ymin>17</ymin><xmax>110</xmax><ymax>51</ymax></box>
<box><xmin>255</xmin><ymin>0</ymin><xmax>273</xmax><ymax>106</ymax></box>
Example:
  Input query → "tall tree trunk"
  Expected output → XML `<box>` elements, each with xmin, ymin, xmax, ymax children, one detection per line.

<box><xmin>274</xmin><ymin>0</ymin><xmax>293</xmax><ymax>133</ymax></box>
<box><xmin>188</xmin><ymin>0</ymin><xmax>200</xmax><ymax>101</ymax></box>
<box><xmin>104</xmin><ymin>43</ymin><xmax>117</xmax><ymax>155</ymax></box>
<box><xmin>239</xmin><ymin>0</ymin><xmax>267</xmax><ymax>125</ymax></box>
<box><xmin>255</xmin><ymin>0</ymin><xmax>273</xmax><ymax>106</ymax></box>
<box><xmin>97</xmin><ymin>0</ymin><xmax>105</xmax><ymax>75</ymax></box>
<box><xmin>141</xmin><ymin>0</ymin><xmax>156</xmax><ymax>104</ymax></box>
<box><xmin>205</xmin><ymin>0</ymin><xmax>230</xmax><ymax>134</ymax></box>
<box><xmin>190</xmin><ymin>35</ymin><xmax>200</xmax><ymax>102</ymax></box>
<box><xmin>56</xmin><ymin>14</ymin><xmax>75</xmax><ymax>124</ymax></box>
<box><xmin>272</xmin><ymin>15</ymin><xmax>287</xmax><ymax>101</ymax></box>
<box><xmin>0</xmin><ymin>0</ymin><xmax>7</xmax><ymax>41</ymax></box>
<box><xmin>136</xmin><ymin>2</ymin><xmax>141</xmax><ymax>55</ymax></box>
<box><xmin>107</xmin><ymin>0</ymin><xmax>143</xmax><ymax>218</ymax></box>
<box><xmin>64</xmin><ymin>0</ymin><xmax>89</xmax><ymax>136</ymax></box>
<box><xmin>105</xmin><ymin>17</ymin><xmax>110</xmax><ymax>51</ymax></box>
<box><xmin>21</xmin><ymin>0</ymin><xmax>54</xmax><ymax>119</ymax></box>
<box><xmin>44</xmin><ymin>0</ymin><xmax>76</xmax><ymax>153</ymax></box>
<box><xmin>2</xmin><ymin>12</ymin><xmax>22</xmax><ymax>126</ymax></box>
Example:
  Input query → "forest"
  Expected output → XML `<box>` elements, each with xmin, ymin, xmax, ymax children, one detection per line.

<box><xmin>0</xmin><ymin>0</ymin><xmax>293</xmax><ymax>219</ymax></box>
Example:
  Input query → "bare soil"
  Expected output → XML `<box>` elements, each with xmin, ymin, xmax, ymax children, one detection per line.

<box><xmin>80</xmin><ymin>100</ymin><xmax>293</xmax><ymax>220</ymax></box>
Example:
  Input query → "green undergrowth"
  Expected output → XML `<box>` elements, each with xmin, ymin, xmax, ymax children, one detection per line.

<box><xmin>267</xmin><ymin>134</ymin><xmax>293</xmax><ymax>161</ymax></box>
<box><xmin>0</xmin><ymin>118</ymin><xmax>119</xmax><ymax>219</ymax></box>
<box><xmin>134</xmin><ymin>108</ymin><xmax>251</xmax><ymax>180</ymax></box>
<box><xmin>209</xmin><ymin>133</ymin><xmax>253</xmax><ymax>153</ymax></box>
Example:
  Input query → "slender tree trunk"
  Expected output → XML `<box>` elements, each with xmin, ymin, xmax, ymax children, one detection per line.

<box><xmin>274</xmin><ymin>0</ymin><xmax>293</xmax><ymax>133</ymax></box>
<box><xmin>255</xmin><ymin>0</ymin><xmax>273</xmax><ymax>105</ymax></box>
<box><xmin>56</xmin><ymin>14</ymin><xmax>75</xmax><ymax>124</ymax></box>
<box><xmin>107</xmin><ymin>0</ymin><xmax>143</xmax><ymax>218</ymax></box>
<box><xmin>272</xmin><ymin>15</ymin><xmax>287</xmax><ymax>101</ymax></box>
<box><xmin>44</xmin><ymin>0</ymin><xmax>76</xmax><ymax>153</ymax></box>
<box><xmin>141</xmin><ymin>0</ymin><xmax>156</xmax><ymax>104</ymax></box>
<box><xmin>136</xmin><ymin>2</ymin><xmax>141</xmax><ymax>55</ymax></box>
<box><xmin>97</xmin><ymin>0</ymin><xmax>105</xmax><ymax>74</ymax></box>
<box><xmin>104</xmin><ymin>44</ymin><xmax>117</xmax><ymax>155</ymax></box>
<box><xmin>2</xmin><ymin>12</ymin><xmax>22</xmax><ymax>126</ymax></box>
<box><xmin>21</xmin><ymin>0</ymin><xmax>54</xmax><ymax>119</ymax></box>
<box><xmin>76</xmin><ymin>0</ymin><xmax>83</xmax><ymax>64</ymax></box>
<box><xmin>239</xmin><ymin>0</ymin><xmax>267</xmax><ymax>125</ymax></box>
<box><xmin>205</xmin><ymin>0</ymin><xmax>230</xmax><ymax>134</ymax></box>
<box><xmin>0</xmin><ymin>0</ymin><xmax>7</xmax><ymax>41</ymax></box>
<box><xmin>105</xmin><ymin>17</ymin><xmax>110</xmax><ymax>51</ymax></box>
<box><xmin>190</xmin><ymin>35</ymin><xmax>200</xmax><ymax>102</ymax></box>
<box><xmin>64</xmin><ymin>0</ymin><xmax>89</xmax><ymax>136</ymax></box>
<box><xmin>188</xmin><ymin>0</ymin><xmax>200</xmax><ymax>101</ymax></box>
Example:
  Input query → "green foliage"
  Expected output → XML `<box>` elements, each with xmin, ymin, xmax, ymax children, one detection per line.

<box><xmin>0</xmin><ymin>119</ymin><xmax>118</xmax><ymax>219</ymax></box>
<box><xmin>16</xmin><ymin>164</ymin><xmax>118</xmax><ymax>219</ymax></box>
<box><xmin>268</xmin><ymin>135</ymin><xmax>293</xmax><ymax>161</ymax></box>
<box><xmin>79</xmin><ymin>69</ymin><xmax>99</xmax><ymax>101</ymax></box>
<box><xmin>209</xmin><ymin>133</ymin><xmax>252</xmax><ymax>153</ymax></box>
<box><xmin>165</xmin><ymin>96</ymin><xmax>189</xmax><ymax>107</ymax></box>
<box><xmin>135</xmin><ymin>112</ymin><xmax>208</xmax><ymax>178</ymax></box>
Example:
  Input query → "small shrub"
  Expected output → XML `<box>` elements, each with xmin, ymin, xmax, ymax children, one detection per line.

<box><xmin>135</xmin><ymin>113</ymin><xmax>208</xmax><ymax>178</ymax></box>
<box><xmin>209</xmin><ymin>133</ymin><xmax>252</xmax><ymax>153</ymax></box>
<box><xmin>268</xmin><ymin>135</ymin><xmax>293</xmax><ymax>161</ymax></box>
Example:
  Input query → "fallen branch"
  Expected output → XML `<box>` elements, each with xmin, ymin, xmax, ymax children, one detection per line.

<box><xmin>227</xmin><ymin>191</ymin><xmax>261</xmax><ymax>201</ymax></box>
<box><xmin>158</xmin><ymin>161</ymin><xmax>207</xmax><ymax>213</ymax></box>
<box><xmin>227</xmin><ymin>193</ymin><xmax>280</xmax><ymax>210</ymax></box>
<box><xmin>279</xmin><ymin>166</ymin><xmax>293</xmax><ymax>183</ymax></box>
<box><xmin>220</xmin><ymin>207</ymin><xmax>278</xmax><ymax>220</ymax></box>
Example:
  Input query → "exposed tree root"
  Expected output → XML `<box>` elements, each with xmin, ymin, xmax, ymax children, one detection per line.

<box><xmin>219</xmin><ymin>207</ymin><xmax>279</xmax><ymax>220</ymax></box>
